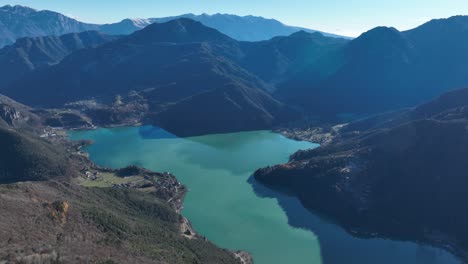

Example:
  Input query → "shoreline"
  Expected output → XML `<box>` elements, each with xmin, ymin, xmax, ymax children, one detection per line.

<box><xmin>67</xmin><ymin>128</ymin><xmax>254</xmax><ymax>264</ymax></box>
<box><xmin>68</xmin><ymin>124</ymin><xmax>464</xmax><ymax>263</ymax></box>
<box><xmin>254</xmin><ymin>160</ymin><xmax>467</xmax><ymax>264</ymax></box>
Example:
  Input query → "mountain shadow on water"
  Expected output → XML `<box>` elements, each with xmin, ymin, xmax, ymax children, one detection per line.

<box><xmin>247</xmin><ymin>176</ymin><xmax>460</xmax><ymax>264</ymax></box>
<box><xmin>138</xmin><ymin>126</ymin><xmax>177</xmax><ymax>140</ymax></box>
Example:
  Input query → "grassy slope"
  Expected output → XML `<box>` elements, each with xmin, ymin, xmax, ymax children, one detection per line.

<box><xmin>0</xmin><ymin>181</ymin><xmax>240</xmax><ymax>263</ymax></box>
<box><xmin>0</xmin><ymin>127</ymin><xmax>70</xmax><ymax>183</ymax></box>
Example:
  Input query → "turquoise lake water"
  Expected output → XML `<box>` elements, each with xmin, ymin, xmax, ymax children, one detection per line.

<box><xmin>70</xmin><ymin>126</ymin><xmax>461</xmax><ymax>264</ymax></box>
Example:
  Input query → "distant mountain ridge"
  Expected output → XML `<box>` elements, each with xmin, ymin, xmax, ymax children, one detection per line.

<box><xmin>0</xmin><ymin>5</ymin><xmax>99</xmax><ymax>47</ymax></box>
<box><xmin>0</xmin><ymin>5</ymin><xmax>346</xmax><ymax>48</ymax></box>
<box><xmin>100</xmin><ymin>13</ymin><xmax>348</xmax><ymax>40</ymax></box>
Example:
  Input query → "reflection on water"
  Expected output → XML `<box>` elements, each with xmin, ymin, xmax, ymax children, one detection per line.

<box><xmin>139</xmin><ymin>125</ymin><xmax>177</xmax><ymax>139</ymax></box>
<box><xmin>70</xmin><ymin>126</ymin><xmax>461</xmax><ymax>264</ymax></box>
<box><xmin>249</xmin><ymin>177</ymin><xmax>459</xmax><ymax>264</ymax></box>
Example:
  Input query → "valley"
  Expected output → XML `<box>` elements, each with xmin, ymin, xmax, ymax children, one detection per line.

<box><xmin>1</xmin><ymin>3</ymin><xmax>468</xmax><ymax>264</ymax></box>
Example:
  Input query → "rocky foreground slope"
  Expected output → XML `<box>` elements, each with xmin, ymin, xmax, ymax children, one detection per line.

<box><xmin>255</xmin><ymin>87</ymin><xmax>468</xmax><ymax>262</ymax></box>
<box><xmin>0</xmin><ymin>94</ymin><xmax>244</xmax><ymax>264</ymax></box>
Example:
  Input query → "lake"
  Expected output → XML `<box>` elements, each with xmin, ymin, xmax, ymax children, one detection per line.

<box><xmin>70</xmin><ymin>126</ymin><xmax>460</xmax><ymax>264</ymax></box>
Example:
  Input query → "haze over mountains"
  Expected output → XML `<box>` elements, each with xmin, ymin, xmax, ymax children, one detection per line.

<box><xmin>0</xmin><ymin>4</ymin><xmax>345</xmax><ymax>49</ymax></box>
<box><xmin>3</xmin><ymin>8</ymin><xmax>468</xmax><ymax>135</ymax></box>
<box><xmin>273</xmin><ymin>15</ymin><xmax>468</xmax><ymax>117</ymax></box>
<box><xmin>100</xmin><ymin>13</ymin><xmax>346</xmax><ymax>40</ymax></box>
<box><xmin>2</xmin><ymin>3</ymin><xmax>468</xmax><ymax>264</ymax></box>
<box><xmin>0</xmin><ymin>5</ymin><xmax>98</xmax><ymax>48</ymax></box>
<box><xmin>3</xmin><ymin>19</ymin><xmax>298</xmax><ymax>136</ymax></box>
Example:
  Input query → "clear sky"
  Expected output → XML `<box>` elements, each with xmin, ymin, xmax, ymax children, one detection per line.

<box><xmin>1</xmin><ymin>0</ymin><xmax>468</xmax><ymax>37</ymax></box>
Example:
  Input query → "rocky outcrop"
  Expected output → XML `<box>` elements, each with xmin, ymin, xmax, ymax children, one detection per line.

<box><xmin>0</xmin><ymin>94</ymin><xmax>40</xmax><ymax>129</ymax></box>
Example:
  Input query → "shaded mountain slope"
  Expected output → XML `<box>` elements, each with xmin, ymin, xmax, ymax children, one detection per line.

<box><xmin>0</xmin><ymin>127</ymin><xmax>69</xmax><ymax>184</ymax></box>
<box><xmin>5</xmin><ymin>18</ymin><xmax>254</xmax><ymax>104</ymax></box>
<box><xmin>255</xmin><ymin>87</ymin><xmax>468</xmax><ymax>262</ymax></box>
<box><xmin>239</xmin><ymin>31</ymin><xmax>349</xmax><ymax>83</ymax></box>
<box><xmin>151</xmin><ymin>82</ymin><xmax>292</xmax><ymax>136</ymax></box>
<box><xmin>0</xmin><ymin>30</ymin><xmax>117</xmax><ymax>87</ymax></box>
<box><xmin>276</xmin><ymin>16</ymin><xmax>468</xmax><ymax>118</ymax></box>
<box><xmin>4</xmin><ymin>18</ymin><xmax>293</xmax><ymax>136</ymax></box>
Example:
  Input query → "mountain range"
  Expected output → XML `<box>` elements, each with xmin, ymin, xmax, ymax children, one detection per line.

<box><xmin>100</xmin><ymin>13</ymin><xmax>346</xmax><ymax>40</ymax></box>
<box><xmin>0</xmin><ymin>5</ymin><xmax>345</xmax><ymax>49</ymax></box>
<box><xmin>0</xmin><ymin>5</ymin><xmax>98</xmax><ymax>48</ymax></box>
<box><xmin>4</xmin><ymin>14</ymin><xmax>468</xmax><ymax>135</ymax></box>
<box><xmin>276</xmin><ymin>16</ymin><xmax>468</xmax><ymax>118</ymax></box>
<box><xmin>2</xmin><ymin>18</ymin><xmax>326</xmax><ymax>136</ymax></box>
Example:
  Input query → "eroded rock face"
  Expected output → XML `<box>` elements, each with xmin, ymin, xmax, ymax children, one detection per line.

<box><xmin>46</xmin><ymin>201</ymin><xmax>70</xmax><ymax>225</ymax></box>
<box><xmin>0</xmin><ymin>94</ymin><xmax>41</xmax><ymax>129</ymax></box>
<box><xmin>0</xmin><ymin>105</ymin><xmax>21</xmax><ymax>126</ymax></box>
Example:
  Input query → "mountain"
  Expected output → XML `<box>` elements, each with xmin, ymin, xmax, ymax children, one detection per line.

<box><xmin>255</xmin><ymin>86</ymin><xmax>468</xmax><ymax>262</ymax></box>
<box><xmin>100</xmin><ymin>13</ymin><xmax>347</xmax><ymax>41</ymax></box>
<box><xmin>276</xmin><ymin>15</ymin><xmax>468</xmax><ymax>119</ymax></box>
<box><xmin>2</xmin><ymin>18</ymin><xmax>296</xmax><ymax>136</ymax></box>
<box><xmin>0</xmin><ymin>5</ymin><xmax>346</xmax><ymax>48</ymax></box>
<box><xmin>239</xmin><ymin>31</ymin><xmax>349</xmax><ymax>83</ymax></box>
<box><xmin>0</xmin><ymin>31</ymin><xmax>117</xmax><ymax>87</ymax></box>
<box><xmin>100</xmin><ymin>18</ymin><xmax>155</xmax><ymax>35</ymax></box>
<box><xmin>0</xmin><ymin>5</ymin><xmax>98</xmax><ymax>48</ymax></box>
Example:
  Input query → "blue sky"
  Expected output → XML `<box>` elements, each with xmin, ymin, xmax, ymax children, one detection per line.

<box><xmin>1</xmin><ymin>0</ymin><xmax>468</xmax><ymax>37</ymax></box>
